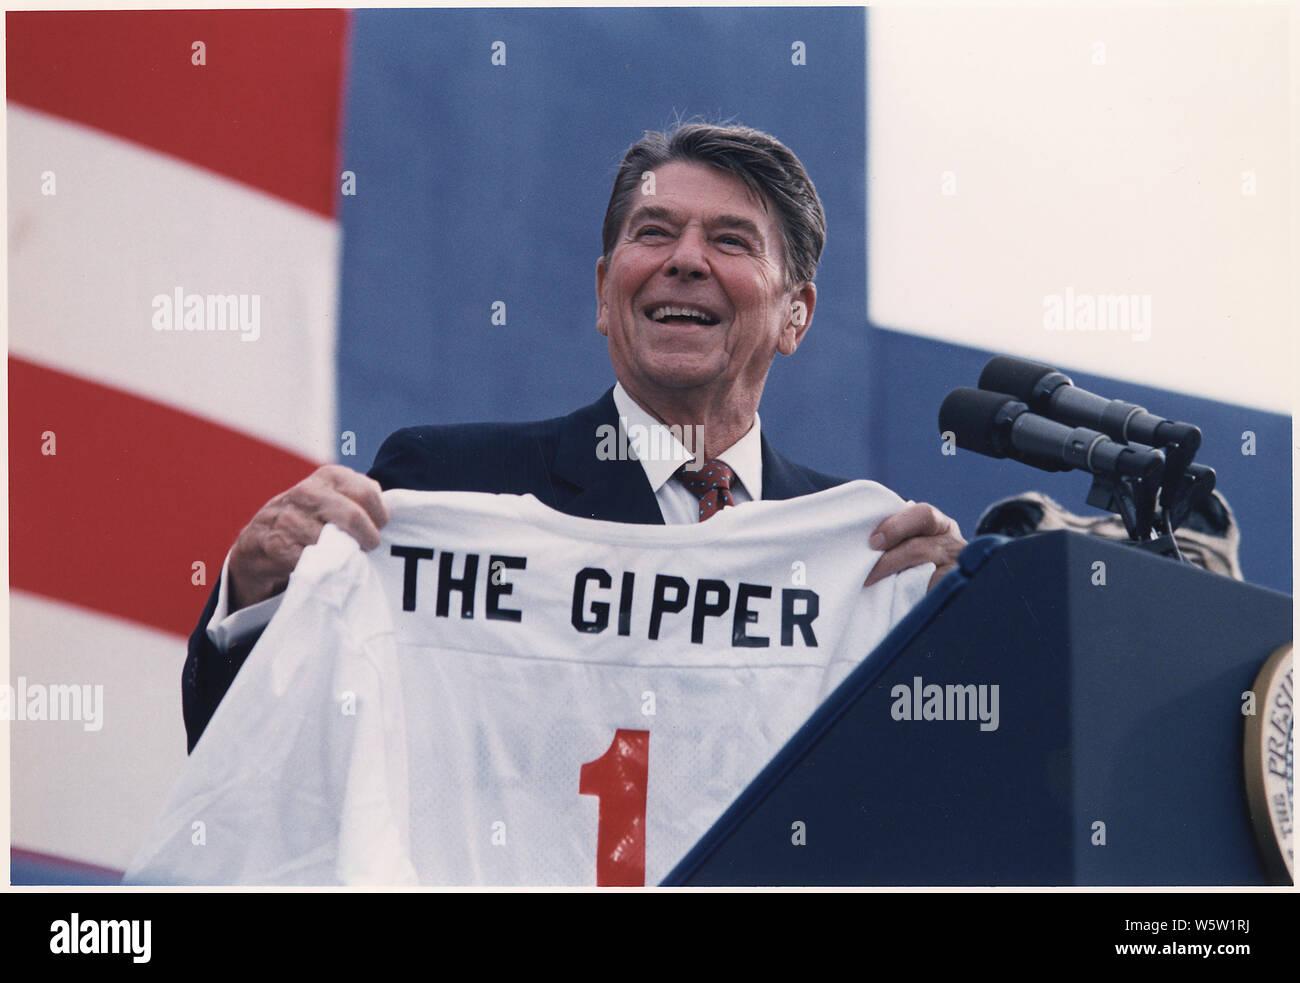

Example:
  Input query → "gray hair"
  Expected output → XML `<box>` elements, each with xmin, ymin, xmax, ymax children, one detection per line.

<box><xmin>601</xmin><ymin>122</ymin><xmax>826</xmax><ymax>288</ymax></box>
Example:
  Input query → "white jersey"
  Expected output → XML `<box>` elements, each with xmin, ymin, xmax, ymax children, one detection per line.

<box><xmin>127</xmin><ymin>483</ymin><xmax>931</xmax><ymax>886</ymax></box>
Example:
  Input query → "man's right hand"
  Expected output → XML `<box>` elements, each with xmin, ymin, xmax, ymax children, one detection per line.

<box><xmin>227</xmin><ymin>465</ymin><xmax>390</xmax><ymax>613</ymax></box>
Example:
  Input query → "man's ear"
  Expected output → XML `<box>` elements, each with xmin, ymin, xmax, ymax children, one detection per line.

<box><xmin>777</xmin><ymin>281</ymin><xmax>816</xmax><ymax>356</ymax></box>
<box><xmin>595</xmin><ymin>256</ymin><xmax>609</xmax><ymax>337</ymax></box>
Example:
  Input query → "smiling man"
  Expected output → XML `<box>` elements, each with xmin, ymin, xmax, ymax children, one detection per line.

<box><xmin>182</xmin><ymin>122</ymin><xmax>966</xmax><ymax>752</ymax></box>
<box><xmin>597</xmin><ymin>159</ymin><xmax>814</xmax><ymax>467</ymax></box>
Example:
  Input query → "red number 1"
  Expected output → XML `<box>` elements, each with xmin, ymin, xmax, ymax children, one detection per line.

<box><xmin>579</xmin><ymin>729</ymin><xmax>650</xmax><ymax>886</ymax></box>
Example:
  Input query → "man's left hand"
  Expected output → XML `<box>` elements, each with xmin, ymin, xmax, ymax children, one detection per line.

<box><xmin>866</xmin><ymin>502</ymin><xmax>966</xmax><ymax>591</ymax></box>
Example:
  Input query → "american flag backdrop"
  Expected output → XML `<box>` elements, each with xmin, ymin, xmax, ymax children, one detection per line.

<box><xmin>7</xmin><ymin>6</ymin><xmax>1291</xmax><ymax>883</ymax></box>
<box><xmin>8</xmin><ymin>10</ymin><xmax>345</xmax><ymax>880</ymax></box>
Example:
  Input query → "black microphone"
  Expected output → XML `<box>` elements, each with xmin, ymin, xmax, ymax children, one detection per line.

<box><xmin>978</xmin><ymin>356</ymin><xmax>1200</xmax><ymax>454</ymax></box>
<box><xmin>939</xmin><ymin>388</ymin><xmax>1165</xmax><ymax>480</ymax></box>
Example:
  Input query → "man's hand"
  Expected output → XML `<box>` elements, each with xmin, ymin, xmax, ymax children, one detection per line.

<box><xmin>865</xmin><ymin>502</ymin><xmax>965</xmax><ymax>591</ymax></box>
<box><xmin>228</xmin><ymin>465</ymin><xmax>390</xmax><ymax>612</ymax></box>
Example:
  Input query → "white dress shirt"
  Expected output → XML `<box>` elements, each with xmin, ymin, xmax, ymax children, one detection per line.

<box><xmin>208</xmin><ymin>385</ymin><xmax>764</xmax><ymax>652</ymax></box>
<box><xmin>610</xmin><ymin>382</ymin><xmax>762</xmax><ymax>524</ymax></box>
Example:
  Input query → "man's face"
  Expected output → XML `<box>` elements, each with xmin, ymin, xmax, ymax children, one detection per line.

<box><xmin>596</xmin><ymin>161</ymin><xmax>815</xmax><ymax>410</ymax></box>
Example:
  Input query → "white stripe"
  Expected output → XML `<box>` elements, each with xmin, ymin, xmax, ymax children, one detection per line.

<box><xmin>9</xmin><ymin>591</ymin><xmax>189</xmax><ymax>871</ymax></box>
<box><xmin>8</xmin><ymin>105</ymin><xmax>338</xmax><ymax>458</ymax></box>
<box><xmin>867</xmin><ymin>6</ymin><xmax>1291</xmax><ymax>414</ymax></box>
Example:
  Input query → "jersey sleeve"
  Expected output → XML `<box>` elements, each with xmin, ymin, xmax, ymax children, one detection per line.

<box><xmin>129</xmin><ymin>526</ymin><xmax>417</xmax><ymax>886</ymax></box>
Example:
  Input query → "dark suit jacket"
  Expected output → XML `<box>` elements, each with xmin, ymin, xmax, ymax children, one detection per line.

<box><xmin>182</xmin><ymin>388</ymin><xmax>847</xmax><ymax>751</ymax></box>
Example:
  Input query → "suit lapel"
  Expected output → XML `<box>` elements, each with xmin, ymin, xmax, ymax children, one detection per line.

<box><xmin>760</xmin><ymin>434</ymin><xmax>820</xmax><ymax>501</ymax></box>
<box><xmin>552</xmin><ymin>389</ymin><xmax>665</xmax><ymax>525</ymax></box>
<box><xmin>552</xmin><ymin>391</ymin><xmax>823</xmax><ymax>519</ymax></box>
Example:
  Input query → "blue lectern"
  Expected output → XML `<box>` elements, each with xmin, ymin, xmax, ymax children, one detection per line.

<box><xmin>664</xmin><ymin>532</ymin><xmax>1292</xmax><ymax>886</ymax></box>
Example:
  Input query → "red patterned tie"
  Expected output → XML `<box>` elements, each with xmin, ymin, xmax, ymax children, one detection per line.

<box><xmin>679</xmin><ymin>459</ymin><xmax>736</xmax><ymax>522</ymax></box>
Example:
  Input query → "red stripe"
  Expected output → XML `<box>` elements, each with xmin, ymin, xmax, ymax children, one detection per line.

<box><xmin>6</xmin><ymin>9</ymin><xmax>348</xmax><ymax>218</ymax></box>
<box><xmin>9</xmin><ymin>357</ymin><xmax>321</xmax><ymax>639</ymax></box>
<box><xmin>10</xmin><ymin>847</ymin><xmax>124</xmax><ymax>882</ymax></box>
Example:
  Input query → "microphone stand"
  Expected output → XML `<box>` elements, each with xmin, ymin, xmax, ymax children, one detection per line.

<box><xmin>1086</xmin><ymin>451</ymin><xmax>1217</xmax><ymax>563</ymax></box>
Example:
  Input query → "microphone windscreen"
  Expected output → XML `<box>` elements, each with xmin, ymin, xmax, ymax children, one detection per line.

<box><xmin>978</xmin><ymin>355</ymin><xmax>1056</xmax><ymax>401</ymax></box>
<box><xmin>939</xmin><ymin>387</ymin><xmax>1021</xmax><ymax>457</ymax></box>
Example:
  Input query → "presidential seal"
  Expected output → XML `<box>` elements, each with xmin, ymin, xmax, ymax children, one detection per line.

<box><xmin>1243</xmin><ymin>643</ymin><xmax>1293</xmax><ymax>884</ymax></box>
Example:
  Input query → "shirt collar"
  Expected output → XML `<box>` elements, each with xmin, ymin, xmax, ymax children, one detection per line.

<box><xmin>612</xmin><ymin>382</ymin><xmax>763</xmax><ymax>500</ymax></box>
